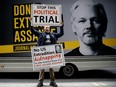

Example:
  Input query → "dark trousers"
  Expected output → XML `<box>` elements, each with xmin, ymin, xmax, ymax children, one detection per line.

<box><xmin>39</xmin><ymin>68</ymin><xmax>55</xmax><ymax>83</ymax></box>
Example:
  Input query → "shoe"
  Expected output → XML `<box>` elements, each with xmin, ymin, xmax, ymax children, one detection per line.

<box><xmin>37</xmin><ymin>82</ymin><xmax>43</xmax><ymax>87</ymax></box>
<box><xmin>50</xmin><ymin>81</ymin><xmax>58</xmax><ymax>87</ymax></box>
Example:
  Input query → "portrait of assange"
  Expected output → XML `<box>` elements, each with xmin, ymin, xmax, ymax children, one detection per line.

<box><xmin>65</xmin><ymin>0</ymin><xmax>116</xmax><ymax>56</ymax></box>
<box><xmin>55</xmin><ymin>45</ymin><xmax>62</xmax><ymax>53</ymax></box>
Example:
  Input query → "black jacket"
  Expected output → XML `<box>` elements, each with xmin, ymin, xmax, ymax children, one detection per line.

<box><xmin>65</xmin><ymin>44</ymin><xmax>116</xmax><ymax>56</ymax></box>
<box><xmin>30</xmin><ymin>26</ymin><xmax>64</xmax><ymax>46</ymax></box>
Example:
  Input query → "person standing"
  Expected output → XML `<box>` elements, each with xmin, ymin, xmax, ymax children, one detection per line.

<box><xmin>29</xmin><ymin>16</ymin><xmax>64</xmax><ymax>87</ymax></box>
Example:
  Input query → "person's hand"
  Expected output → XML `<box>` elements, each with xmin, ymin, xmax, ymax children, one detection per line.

<box><xmin>29</xmin><ymin>16</ymin><xmax>32</xmax><ymax>22</ymax></box>
<box><xmin>60</xmin><ymin>22</ymin><xmax>64</xmax><ymax>27</ymax></box>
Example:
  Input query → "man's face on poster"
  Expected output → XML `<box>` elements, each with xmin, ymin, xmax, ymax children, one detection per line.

<box><xmin>56</xmin><ymin>45</ymin><xmax>61</xmax><ymax>53</ymax></box>
<box><xmin>72</xmin><ymin>6</ymin><xmax>105</xmax><ymax>45</ymax></box>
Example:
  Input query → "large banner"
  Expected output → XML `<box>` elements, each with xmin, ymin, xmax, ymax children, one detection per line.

<box><xmin>31</xmin><ymin>44</ymin><xmax>65</xmax><ymax>71</ymax></box>
<box><xmin>0</xmin><ymin>0</ymin><xmax>116</xmax><ymax>57</ymax></box>
<box><xmin>31</xmin><ymin>4</ymin><xmax>62</xmax><ymax>26</ymax></box>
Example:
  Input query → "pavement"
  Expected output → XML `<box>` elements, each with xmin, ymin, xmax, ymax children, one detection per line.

<box><xmin>0</xmin><ymin>79</ymin><xmax>116</xmax><ymax>87</ymax></box>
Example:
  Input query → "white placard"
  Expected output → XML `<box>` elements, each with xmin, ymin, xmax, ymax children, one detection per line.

<box><xmin>31</xmin><ymin>44</ymin><xmax>65</xmax><ymax>71</ymax></box>
<box><xmin>31</xmin><ymin>4</ymin><xmax>62</xmax><ymax>26</ymax></box>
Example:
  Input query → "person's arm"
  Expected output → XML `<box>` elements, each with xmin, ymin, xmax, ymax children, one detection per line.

<box><xmin>29</xmin><ymin>17</ymin><xmax>41</xmax><ymax>36</ymax></box>
<box><xmin>55</xmin><ymin>14</ymin><xmax>64</xmax><ymax>38</ymax></box>
<box><xmin>55</xmin><ymin>23</ymin><xmax>64</xmax><ymax>38</ymax></box>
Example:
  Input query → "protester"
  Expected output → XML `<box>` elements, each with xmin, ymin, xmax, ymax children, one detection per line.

<box><xmin>29</xmin><ymin>16</ymin><xmax>64</xmax><ymax>87</ymax></box>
